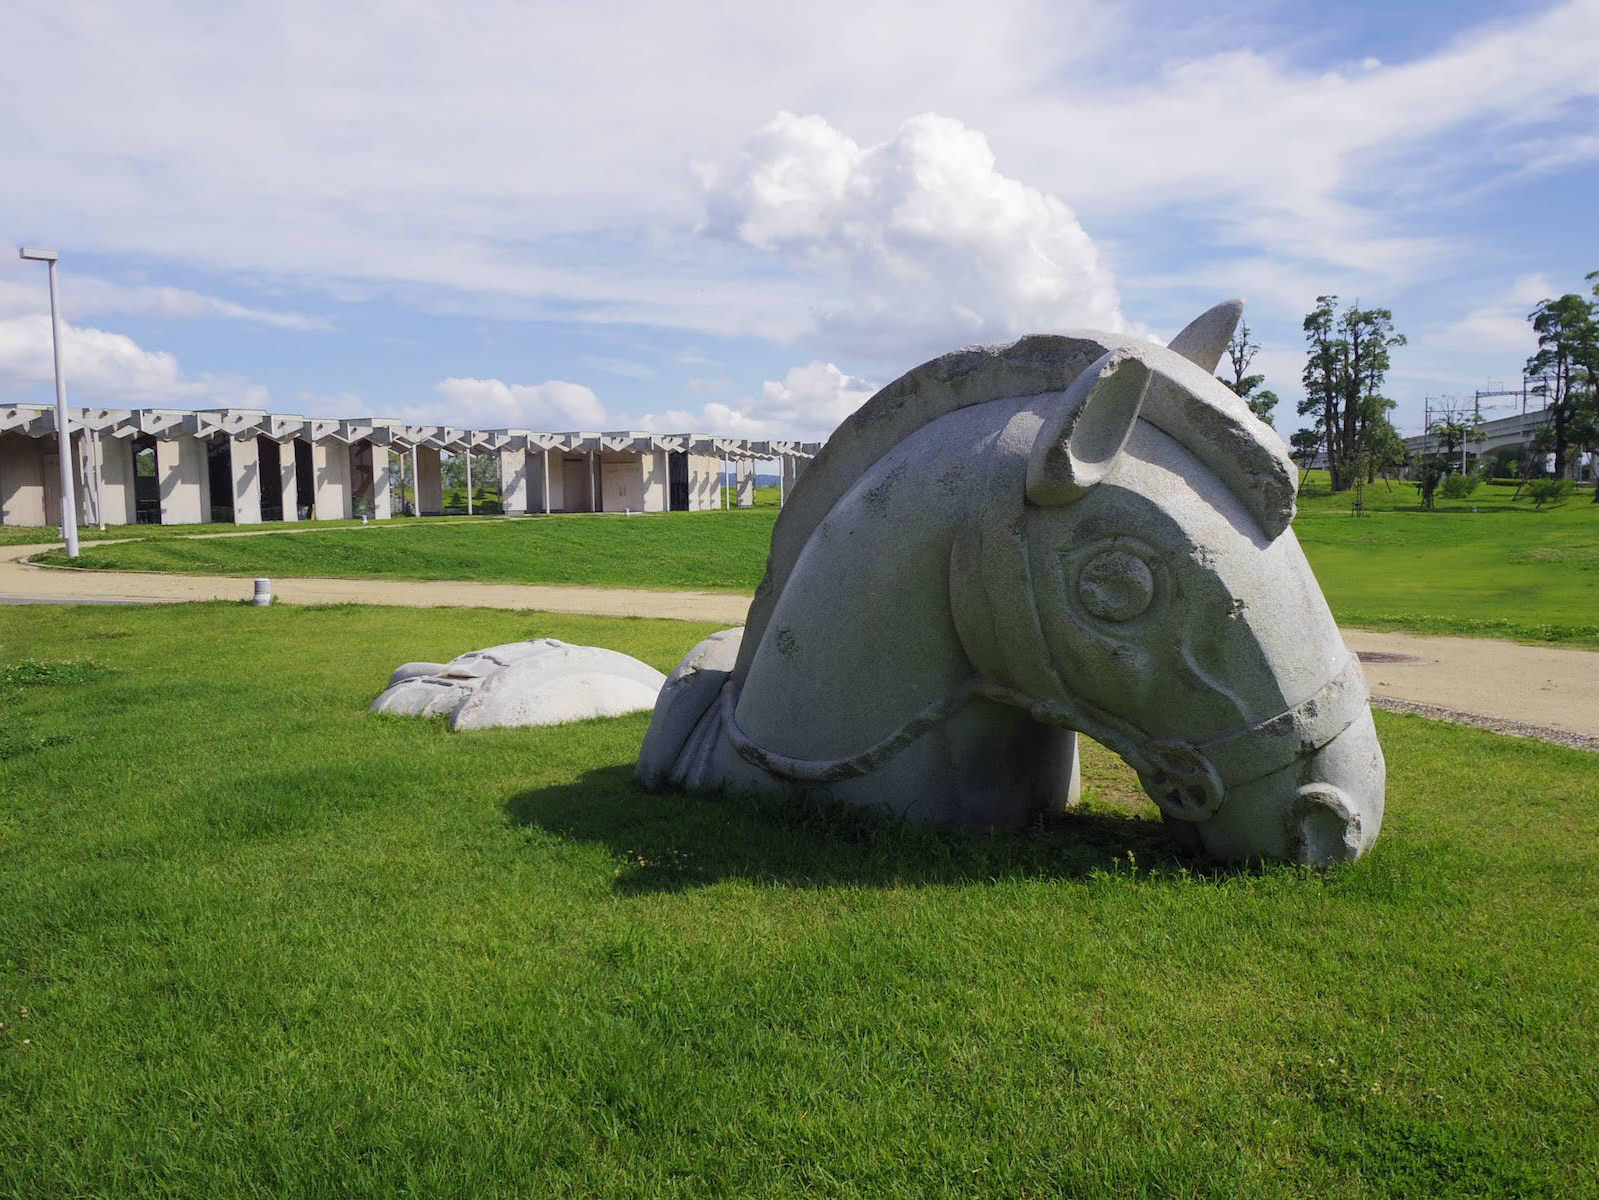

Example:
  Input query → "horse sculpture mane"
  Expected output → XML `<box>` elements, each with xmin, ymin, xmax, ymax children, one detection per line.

<box><xmin>640</xmin><ymin>302</ymin><xmax>1384</xmax><ymax>868</ymax></box>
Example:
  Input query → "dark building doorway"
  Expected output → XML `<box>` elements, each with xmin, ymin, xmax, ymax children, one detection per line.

<box><xmin>133</xmin><ymin>435</ymin><xmax>160</xmax><ymax>524</ymax></box>
<box><xmin>349</xmin><ymin>442</ymin><xmax>375</xmax><ymax>517</ymax></box>
<box><xmin>294</xmin><ymin>440</ymin><xmax>315</xmax><ymax>519</ymax></box>
<box><xmin>206</xmin><ymin>438</ymin><xmax>234</xmax><ymax>524</ymax></box>
<box><xmin>257</xmin><ymin>437</ymin><xmax>283</xmax><ymax>521</ymax></box>
<box><xmin>668</xmin><ymin>451</ymin><xmax>689</xmax><ymax>512</ymax></box>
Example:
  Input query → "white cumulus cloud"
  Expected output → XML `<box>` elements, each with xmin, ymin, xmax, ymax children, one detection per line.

<box><xmin>431</xmin><ymin>377</ymin><xmax>605</xmax><ymax>429</ymax></box>
<box><xmin>642</xmin><ymin>361</ymin><xmax>876</xmax><ymax>442</ymax></box>
<box><xmin>0</xmin><ymin>315</ymin><xmax>269</xmax><ymax>407</ymax></box>
<box><xmin>701</xmin><ymin>111</ymin><xmax>1126</xmax><ymax>359</ymax></box>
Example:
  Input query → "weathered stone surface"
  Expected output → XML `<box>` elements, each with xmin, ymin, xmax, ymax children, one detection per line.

<box><xmin>637</xmin><ymin>303</ymin><xmax>1384</xmax><ymax>867</ymax></box>
<box><xmin>371</xmin><ymin>674</ymin><xmax>483</xmax><ymax>717</ymax></box>
<box><xmin>636</xmin><ymin>627</ymin><xmax>744</xmax><ymax>790</ymax></box>
<box><xmin>372</xmin><ymin>638</ymin><xmax>665</xmax><ymax>730</ymax></box>
<box><xmin>451</xmin><ymin>642</ymin><xmax>665</xmax><ymax>730</ymax></box>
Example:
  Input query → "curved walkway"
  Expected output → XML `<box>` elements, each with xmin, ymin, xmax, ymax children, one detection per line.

<box><xmin>0</xmin><ymin>539</ymin><xmax>748</xmax><ymax>623</ymax></box>
<box><xmin>4</xmin><ymin>537</ymin><xmax>1596</xmax><ymax>746</ymax></box>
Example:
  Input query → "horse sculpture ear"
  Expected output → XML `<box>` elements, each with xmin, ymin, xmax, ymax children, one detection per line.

<box><xmin>1167</xmin><ymin>299</ymin><xmax>1244</xmax><ymax>373</ymax></box>
<box><xmin>1026</xmin><ymin>350</ymin><xmax>1152</xmax><ymax>506</ymax></box>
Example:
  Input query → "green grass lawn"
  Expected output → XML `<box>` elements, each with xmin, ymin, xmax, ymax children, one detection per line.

<box><xmin>1291</xmin><ymin>474</ymin><xmax>1598</xmax><ymax>646</ymax></box>
<box><xmin>28</xmin><ymin>472</ymin><xmax>1599</xmax><ymax>646</ymax></box>
<box><xmin>2</xmin><ymin>603</ymin><xmax>1596</xmax><ymax>1196</ymax></box>
<box><xmin>38</xmin><ymin>508</ymin><xmax>782</xmax><ymax>592</ymax></box>
<box><xmin>0</xmin><ymin>513</ymin><xmax>515</xmax><ymax>548</ymax></box>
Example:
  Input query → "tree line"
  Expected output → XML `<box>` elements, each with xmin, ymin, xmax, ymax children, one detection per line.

<box><xmin>1214</xmin><ymin>274</ymin><xmax>1599</xmax><ymax>502</ymax></box>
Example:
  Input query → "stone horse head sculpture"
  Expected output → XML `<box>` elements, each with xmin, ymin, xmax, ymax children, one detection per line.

<box><xmin>637</xmin><ymin>302</ymin><xmax>1384</xmax><ymax>865</ymax></box>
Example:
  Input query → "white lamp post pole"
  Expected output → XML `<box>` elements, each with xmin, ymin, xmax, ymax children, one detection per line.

<box><xmin>20</xmin><ymin>247</ymin><xmax>79</xmax><ymax>557</ymax></box>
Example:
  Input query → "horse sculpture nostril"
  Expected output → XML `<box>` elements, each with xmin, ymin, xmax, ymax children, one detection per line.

<box><xmin>1288</xmin><ymin>783</ymin><xmax>1362</xmax><ymax>866</ymax></box>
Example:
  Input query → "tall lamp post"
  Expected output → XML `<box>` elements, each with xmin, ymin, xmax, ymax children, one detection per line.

<box><xmin>19</xmin><ymin>246</ymin><xmax>79</xmax><ymax>558</ymax></box>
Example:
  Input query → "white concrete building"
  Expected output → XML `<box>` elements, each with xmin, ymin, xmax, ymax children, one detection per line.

<box><xmin>0</xmin><ymin>403</ymin><xmax>820</xmax><ymax>528</ymax></box>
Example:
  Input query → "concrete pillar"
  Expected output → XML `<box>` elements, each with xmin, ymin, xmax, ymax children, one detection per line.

<box><xmin>465</xmin><ymin>448</ymin><xmax>474</xmax><ymax>515</ymax></box>
<box><xmin>0</xmin><ymin>433</ymin><xmax>49</xmax><ymax>526</ymax></box>
<box><xmin>372</xmin><ymin>444</ymin><xmax>391</xmax><ymax>519</ymax></box>
<box><xmin>72</xmin><ymin>430</ymin><xmax>101</xmax><ymax>528</ymax></box>
<box><xmin>97</xmin><ymin>435</ymin><xmax>137</xmax><ymax>526</ymax></box>
<box><xmin>780</xmin><ymin>455</ymin><xmax>802</xmax><ymax>505</ymax></box>
<box><xmin>642</xmin><ymin>449</ymin><xmax>668</xmax><ymax>512</ymax></box>
<box><xmin>543</xmin><ymin>449</ymin><xmax>552</xmax><ymax>514</ymax></box>
<box><xmin>279</xmin><ymin>440</ymin><xmax>299</xmax><ymax>522</ymax></box>
<box><xmin>737</xmin><ymin>459</ymin><xmax>755</xmax><ymax>508</ymax></box>
<box><xmin>500</xmin><ymin>446</ymin><xmax>529</xmax><ymax>514</ymax></box>
<box><xmin>417</xmin><ymin>445</ymin><xmax>443</xmax><ymax>515</ymax></box>
<box><xmin>229</xmin><ymin>435</ymin><xmax>262</xmax><ymax>525</ymax></box>
<box><xmin>156</xmin><ymin>435</ymin><xmax>212</xmax><ymax>525</ymax></box>
<box><xmin>312</xmin><ymin>439</ymin><xmax>352</xmax><ymax>521</ymax></box>
<box><xmin>589</xmin><ymin>452</ymin><xmax>597</xmax><ymax>512</ymax></box>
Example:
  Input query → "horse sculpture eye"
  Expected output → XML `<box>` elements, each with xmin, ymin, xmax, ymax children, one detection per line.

<box><xmin>1077</xmin><ymin>549</ymin><xmax>1155</xmax><ymax>622</ymax></box>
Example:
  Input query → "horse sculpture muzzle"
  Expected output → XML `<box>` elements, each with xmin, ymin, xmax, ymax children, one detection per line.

<box><xmin>1126</xmin><ymin>656</ymin><xmax>1384</xmax><ymax>863</ymax></box>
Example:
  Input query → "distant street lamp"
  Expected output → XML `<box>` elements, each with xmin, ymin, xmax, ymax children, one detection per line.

<box><xmin>18</xmin><ymin>246</ymin><xmax>79</xmax><ymax>557</ymax></box>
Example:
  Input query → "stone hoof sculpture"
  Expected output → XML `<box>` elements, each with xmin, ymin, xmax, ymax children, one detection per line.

<box><xmin>373</xmin><ymin>639</ymin><xmax>665</xmax><ymax>730</ymax></box>
<box><xmin>636</xmin><ymin>301</ymin><xmax>1384</xmax><ymax>866</ymax></box>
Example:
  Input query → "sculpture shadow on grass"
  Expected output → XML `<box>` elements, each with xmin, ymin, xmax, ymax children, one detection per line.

<box><xmin>505</xmin><ymin>764</ymin><xmax>1220</xmax><ymax>896</ymax></box>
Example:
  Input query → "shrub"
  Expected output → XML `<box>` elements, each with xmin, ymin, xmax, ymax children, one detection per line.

<box><xmin>1439</xmin><ymin>473</ymin><xmax>1481</xmax><ymax>500</ymax></box>
<box><xmin>1526</xmin><ymin>478</ymin><xmax>1573</xmax><ymax>509</ymax></box>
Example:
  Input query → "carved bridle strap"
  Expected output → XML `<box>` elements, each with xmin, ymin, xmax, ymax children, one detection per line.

<box><xmin>977</xmin><ymin>654</ymin><xmax>1371</xmax><ymax>821</ymax></box>
<box><xmin>720</xmin><ymin>655</ymin><xmax>1371</xmax><ymax>822</ymax></box>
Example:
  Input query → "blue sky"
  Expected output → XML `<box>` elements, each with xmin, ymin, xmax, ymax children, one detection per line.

<box><xmin>2</xmin><ymin>0</ymin><xmax>1596</xmax><ymax>442</ymax></box>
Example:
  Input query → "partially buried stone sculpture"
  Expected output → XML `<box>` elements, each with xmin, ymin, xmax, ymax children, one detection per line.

<box><xmin>637</xmin><ymin>301</ymin><xmax>1385</xmax><ymax>866</ymax></box>
<box><xmin>373</xmin><ymin>639</ymin><xmax>665</xmax><ymax>730</ymax></box>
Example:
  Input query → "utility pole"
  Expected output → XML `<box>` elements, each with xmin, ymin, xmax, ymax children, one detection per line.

<box><xmin>1468</xmin><ymin>392</ymin><xmax>1479</xmax><ymax>475</ymax></box>
<box><xmin>19</xmin><ymin>247</ymin><xmax>79</xmax><ymax>557</ymax></box>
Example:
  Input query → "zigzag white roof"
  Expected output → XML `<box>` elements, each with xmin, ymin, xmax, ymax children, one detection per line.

<box><xmin>0</xmin><ymin>403</ymin><xmax>822</xmax><ymax>458</ymax></box>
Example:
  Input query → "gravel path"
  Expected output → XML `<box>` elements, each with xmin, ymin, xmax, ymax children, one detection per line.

<box><xmin>1338</xmin><ymin>627</ymin><xmax>1599</xmax><ymax>744</ymax></box>
<box><xmin>1366</xmin><ymin>697</ymin><xmax>1599</xmax><ymax>752</ymax></box>
<box><xmin>6</xmin><ymin>535</ymin><xmax>1596</xmax><ymax>749</ymax></box>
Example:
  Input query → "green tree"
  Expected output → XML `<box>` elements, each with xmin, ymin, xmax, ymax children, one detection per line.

<box><xmin>1218</xmin><ymin>320</ymin><xmax>1280</xmax><ymax>427</ymax></box>
<box><xmin>1364</xmin><ymin>417</ymin><xmax>1407</xmax><ymax>484</ymax></box>
<box><xmin>1289</xmin><ymin>428</ymin><xmax>1321</xmax><ymax>481</ymax></box>
<box><xmin>1573</xmin><ymin>390</ymin><xmax>1599</xmax><ymax>502</ymax></box>
<box><xmin>1427</xmin><ymin>404</ymin><xmax>1485</xmax><ymax>473</ymax></box>
<box><xmin>1299</xmin><ymin>296</ymin><xmax>1406</xmax><ymax>492</ymax></box>
<box><xmin>1525</xmin><ymin>290</ymin><xmax>1596</xmax><ymax>479</ymax></box>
